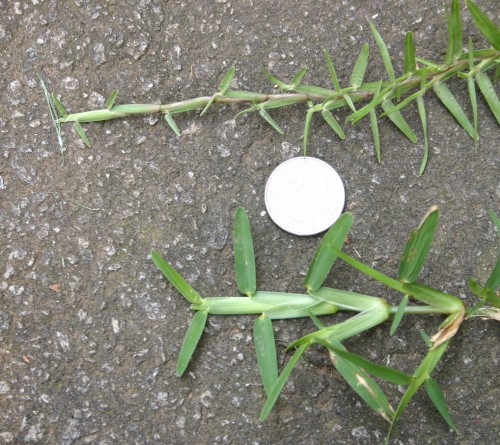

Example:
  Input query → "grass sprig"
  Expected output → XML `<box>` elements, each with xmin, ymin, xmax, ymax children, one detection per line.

<box><xmin>46</xmin><ymin>0</ymin><xmax>500</xmax><ymax>174</ymax></box>
<box><xmin>152</xmin><ymin>205</ymin><xmax>499</xmax><ymax>442</ymax></box>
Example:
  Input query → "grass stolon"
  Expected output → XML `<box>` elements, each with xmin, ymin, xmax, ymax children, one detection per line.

<box><xmin>43</xmin><ymin>0</ymin><xmax>500</xmax><ymax>175</ymax></box>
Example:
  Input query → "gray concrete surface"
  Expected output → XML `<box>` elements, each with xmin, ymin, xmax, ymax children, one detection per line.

<box><xmin>1</xmin><ymin>1</ymin><xmax>499</xmax><ymax>444</ymax></box>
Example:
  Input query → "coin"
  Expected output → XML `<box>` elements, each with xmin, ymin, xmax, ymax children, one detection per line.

<box><xmin>264</xmin><ymin>156</ymin><xmax>345</xmax><ymax>236</ymax></box>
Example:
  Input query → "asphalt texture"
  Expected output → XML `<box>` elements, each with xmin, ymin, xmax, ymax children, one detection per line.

<box><xmin>1</xmin><ymin>1</ymin><xmax>499</xmax><ymax>444</ymax></box>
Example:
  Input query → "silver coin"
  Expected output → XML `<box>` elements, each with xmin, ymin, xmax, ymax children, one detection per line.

<box><xmin>264</xmin><ymin>156</ymin><xmax>345</xmax><ymax>236</ymax></box>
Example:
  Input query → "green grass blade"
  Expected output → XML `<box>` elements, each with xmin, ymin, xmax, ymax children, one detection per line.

<box><xmin>176</xmin><ymin>310</ymin><xmax>208</xmax><ymax>376</ymax></box>
<box><xmin>150</xmin><ymin>249</ymin><xmax>204</xmax><ymax>304</ymax></box>
<box><xmin>350</xmin><ymin>43</ymin><xmax>369</xmax><ymax>89</ymax></box>
<box><xmin>325</xmin><ymin>343</ymin><xmax>411</xmax><ymax>385</ymax></box>
<box><xmin>303</xmin><ymin>107</ymin><xmax>314</xmax><ymax>155</ymax></box>
<box><xmin>466</xmin><ymin>0</ymin><xmax>500</xmax><ymax>51</ymax></box>
<box><xmin>234</xmin><ymin>207</ymin><xmax>256</xmax><ymax>296</ymax></box>
<box><xmin>259</xmin><ymin>109</ymin><xmax>284</xmax><ymax>134</ymax></box>
<box><xmin>323</xmin><ymin>49</ymin><xmax>341</xmax><ymax>91</ymax></box>
<box><xmin>494</xmin><ymin>63</ymin><xmax>500</xmax><ymax>82</ymax></box>
<box><xmin>445</xmin><ymin>0</ymin><xmax>463</xmax><ymax>64</ymax></box>
<box><xmin>74</xmin><ymin>122</ymin><xmax>91</xmax><ymax>147</ymax></box>
<box><xmin>390</xmin><ymin>294</ymin><xmax>409</xmax><ymax>335</ymax></box>
<box><xmin>321</xmin><ymin>110</ymin><xmax>345</xmax><ymax>139</ymax></box>
<box><xmin>432</xmin><ymin>82</ymin><xmax>477</xmax><ymax>139</ymax></box>
<box><xmin>468</xmin><ymin>279</ymin><xmax>500</xmax><ymax>307</ymax></box>
<box><xmin>334</xmin><ymin>249</ymin><xmax>406</xmax><ymax>293</ymax></box>
<box><xmin>51</xmin><ymin>93</ymin><xmax>68</xmax><ymax>118</ymax></box>
<box><xmin>369</xmin><ymin>22</ymin><xmax>395</xmax><ymax>82</ymax></box>
<box><xmin>486</xmin><ymin>210</ymin><xmax>500</xmax><ymax>290</ymax></box>
<box><xmin>417</xmin><ymin>95</ymin><xmax>429</xmax><ymax>174</ymax></box>
<box><xmin>105</xmin><ymin>89</ymin><xmax>119</xmax><ymax>110</ymax></box>
<box><xmin>424</xmin><ymin>377</ymin><xmax>458</xmax><ymax>432</ymax></box>
<box><xmin>253</xmin><ymin>314</ymin><xmax>278</xmax><ymax>396</ymax></box>
<box><xmin>260</xmin><ymin>96</ymin><xmax>306</xmax><ymax>109</ymax></box>
<box><xmin>467</xmin><ymin>38</ymin><xmax>479</xmax><ymax>150</ymax></box>
<box><xmin>291</xmin><ymin>67</ymin><xmax>307</xmax><ymax>88</ymax></box>
<box><xmin>476</xmin><ymin>72</ymin><xmax>500</xmax><ymax>125</ymax></box>
<box><xmin>219</xmin><ymin>66</ymin><xmax>236</xmax><ymax>93</ymax></box>
<box><xmin>164</xmin><ymin>112</ymin><xmax>181</xmax><ymax>136</ymax></box>
<box><xmin>261</xmin><ymin>67</ymin><xmax>288</xmax><ymax>90</ymax></box>
<box><xmin>399</xmin><ymin>206</ymin><xmax>439</xmax><ymax>283</ymax></box>
<box><xmin>370</xmin><ymin>108</ymin><xmax>381</xmax><ymax>162</ymax></box>
<box><xmin>304</xmin><ymin>212</ymin><xmax>353</xmax><ymax>292</ymax></box>
<box><xmin>403</xmin><ymin>283</ymin><xmax>464</xmax><ymax>312</ymax></box>
<box><xmin>344</xmin><ymin>94</ymin><xmax>357</xmax><ymax>113</ymax></box>
<box><xmin>403</xmin><ymin>32</ymin><xmax>416</xmax><ymax>74</ymax></box>
<box><xmin>200</xmin><ymin>93</ymin><xmax>219</xmax><ymax>116</ymax></box>
<box><xmin>381</xmin><ymin>100</ymin><xmax>418</xmax><ymax>143</ymax></box>
<box><xmin>327</xmin><ymin>342</ymin><xmax>395</xmax><ymax>422</ymax></box>
<box><xmin>259</xmin><ymin>343</ymin><xmax>307</xmax><ymax>421</ymax></box>
<box><xmin>346</xmin><ymin>84</ymin><xmax>392</xmax><ymax>123</ymax></box>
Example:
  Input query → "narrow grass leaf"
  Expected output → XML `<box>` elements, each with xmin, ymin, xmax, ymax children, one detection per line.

<box><xmin>323</xmin><ymin>49</ymin><xmax>341</xmax><ymax>91</ymax></box>
<box><xmin>350</xmin><ymin>43</ymin><xmax>369</xmax><ymax>89</ymax></box>
<box><xmin>234</xmin><ymin>207</ymin><xmax>256</xmax><ymax>296</ymax></box>
<box><xmin>150</xmin><ymin>249</ymin><xmax>204</xmax><ymax>304</ymax></box>
<box><xmin>334</xmin><ymin>249</ymin><xmax>406</xmax><ymax>293</ymax></box>
<box><xmin>164</xmin><ymin>113</ymin><xmax>181</xmax><ymax>136</ymax></box>
<box><xmin>403</xmin><ymin>32</ymin><xmax>416</xmax><ymax>74</ymax></box>
<box><xmin>304</xmin><ymin>212</ymin><xmax>353</xmax><ymax>292</ymax></box>
<box><xmin>321</xmin><ymin>110</ymin><xmax>345</xmax><ymax>139</ymax></box>
<box><xmin>218</xmin><ymin>66</ymin><xmax>235</xmax><ymax>93</ymax></box>
<box><xmin>420</xmin><ymin>329</ymin><xmax>433</xmax><ymax>347</ymax></box>
<box><xmin>74</xmin><ymin>122</ymin><xmax>91</xmax><ymax>147</ymax></box>
<box><xmin>370</xmin><ymin>108</ymin><xmax>381</xmax><ymax>162</ymax></box>
<box><xmin>326</xmin><ymin>343</ymin><xmax>411</xmax><ymax>385</ymax></box>
<box><xmin>347</xmin><ymin>84</ymin><xmax>392</xmax><ymax>123</ymax></box>
<box><xmin>466</xmin><ymin>0</ymin><xmax>500</xmax><ymax>51</ymax></box>
<box><xmin>327</xmin><ymin>342</ymin><xmax>395</xmax><ymax>422</ymax></box>
<box><xmin>369</xmin><ymin>22</ymin><xmax>395</xmax><ymax>82</ymax></box>
<box><xmin>468</xmin><ymin>279</ymin><xmax>500</xmax><ymax>307</ymax></box>
<box><xmin>51</xmin><ymin>93</ymin><xmax>68</xmax><ymax>118</ymax></box>
<box><xmin>494</xmin><ymin>64</ymin><xmax>500</xmax><ymax>82</ymax></box>
<box><xmin>200</xmin><ymin>93</ymin><xmax>219</xmax><ymax>116</ymax></box>
<box><xmin>261</xmin><ymin>96</ymin><xmax>306</xmax><ymax>109</ymax></box>
<box><xmin>105</xmin><ymin>89</ymin><xmax>119</xmax><ymax>110</ymax></box>
<box><xmin>259</xmin><ymin>344</ymin><xmax>307</xmax><ymax>421</ymax></box>
<box><xmin>303</xmin><ymin>108</ymin><xmax>314</xmax><ymax>155</ymax></box>
<box><xmin>424</xmin><ymin>378</ymin><xmax>458</xmax><ymax>431</ymax></box>
<box><xmin>417</xmin><ymin>95</ymin><xmax>429</xmax><ymax>174</ymax></box>
<box><xmin>176</xmin><ymin>310</ymin><xmax>208</xmax><ymax>376</ymax></box>
<box><xmin>432</xmin><ymin>82</ymin><xmax>477</xmax><ymax>139</ymax></box>
<box><xmin>445</xmin><ymin>0</ymin><xmax>463</xmax><ymax>64</ymax></box>
<box><xmin>381</xmin><ymin>100</ymin><xmax>418</xmax><ymax>143</ymax></box>
<box><xmin>291</xmin><ymin>67</ymin><xmax>307</xmax><ymax>88</ymax></box>
<box><xmin>476</xmin><ymin>72</ymin><xmax>500</xmax><ymax>125</ymax></box>
<box><xmin>403</xmin><ymin>283</ymin><xmax>464</xmax><ymax>312</ymax></box>
<box><xmin>253</xmin><ymin>315</ymin><xmax>278</xmax><ymax>396</ymax></box>
<box><xmin>259</xmin><ymin>109</ymin><xmax>284</xmax><ymax>134</ymax></box>
<box><xmin>399</xmin><ymin>206</ymin><xmax>439</xmax><ymax>283</ymax></box>
<box><xmin>486</xmin><ymin>210</ymin><xmax>500</xmax><ymax>291</ymax></box>
<box><xmin>390</xmin><ymin>294</ymin><xmax>409</xmax><ymax>335</ymax></box>
<box><xmin>344</xmin><ymin>94</ymin><xmax>357</xmax><ymax>113</ymax></box>
<box><xmin>261</xmin><ymin>67</ymin><xmax>288</xmax><ymax>90</ymax></box>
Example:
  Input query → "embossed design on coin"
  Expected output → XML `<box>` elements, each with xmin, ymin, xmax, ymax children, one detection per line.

<box><xmin>265</xmin><ymin>157</ymin><xmax>345</xmax><ymax>236</ymax></box>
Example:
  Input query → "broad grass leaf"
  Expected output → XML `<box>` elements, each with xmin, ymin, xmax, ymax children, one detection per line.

<box><xmin>424</xmin><ymin>378</ymin><xmax>458</xmax><ymax>432</ymax></box>
<box><xmin>105</xmin><ymin>89</ymin><xmax>119</xmax><ymax>110</ymax></box>
<box><xmin>433</xmin><ymin>82</ymin><xmax>477</xmax><ymax>139</ymax></box>
<box><xmin>476</xmin><ymin>72</ymin><xmax>500</xmax><ymax>125</ymax></box>
<box><xmin>403</xmin><ymin>283</ymin><xmax>464</xmax><ymax>312</ymax></box>
<box><xmin>253</xmin><ymin>315</ymin><xmax>278</xmax><ymax>396</ymax></box>
<box><xmin>234</xmin><ymin>207</ymin><xmax>256</xmax><ymax>296</ymax></box>
<box><xmin>369</xmin><ymin>22</ymin><xmax>395</xmax><ymax>82</ymax></box>
<box><xmin>259</xmin><ymin>344</ymin><xmax>307</xmax><ymax>421</ymax></box>
<box><xmin>381</xmin><ymin>100</ymin><xmax>418</xmax><ymax>143</ymax></box>
<box><xmin>304</xmin><ymin>212</ymin><xmax>353</xmax><ymax>292</ymax></box>
<box><xmin>150</xmin><ymin>249</ymin><xmax>203</xmax><ymax>304</ymax></box>
<box><xmin>176</xmin><ymin>310</ymin><xmax>208</xmax><ymax>376</ymax></box>
<box><xmin>466</xmin><ymin>0</ymin><xmax>500</xmax><ymax>51</ymax></box>
<box><xmin>321</xmin><ymin>110</ymin><xmax>345</xmax><ymax>140</ymax></box>
<box><xmin>399</xmin><ymin>206</ymin><xmax>439</xmax><ymax>283</ymax></box>
<box><xmin>350</xmin><ymin>43</ymin><xmax>369</xmax><ymax>89</ymax></box>
<box><xmin>323</xmin><ymin>49</ymin><xmax>341</xmax><ymax>91</ymax></box>
<box><xmin>403</xmin><ymin>32</ymin><xmax>416</xmax><ymax>74</ymax></box>
<box><xmin>417</xmin><ymin>95</ymin><xmax>429</xmax><ymax>175</ymax></box>
<box><xmin>445</xmin><ymin>0</ymin><xmax>463</xmax><ymax>64</ymax></box>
